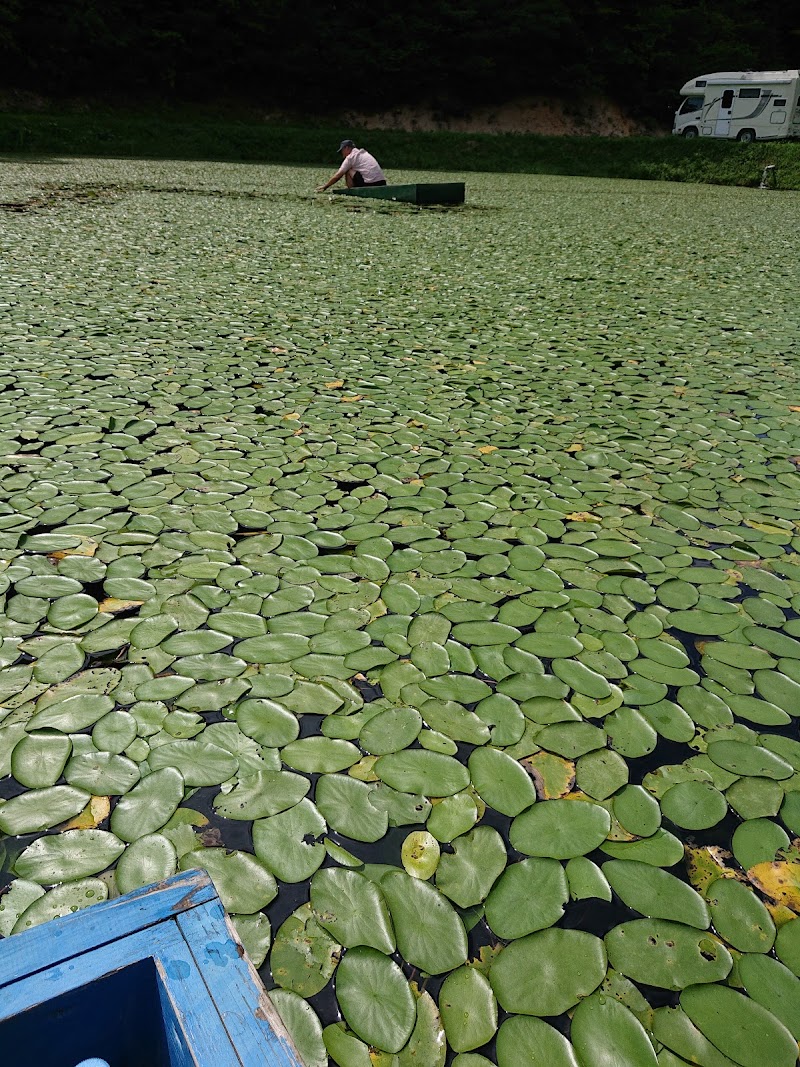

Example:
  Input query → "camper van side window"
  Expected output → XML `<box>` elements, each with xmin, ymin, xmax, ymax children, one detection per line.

<box><xmin>774</xmin><ymin>99</ymin><xmax>787</xmax><ymax>107</ymax></box>
<box><xmin>679</xmin><ymin>96</ymin><xmax>704</xmax><ymax>115</ymax></box>
<box><xmin>739</xmin><ymin>88</ymin><xmax>761</xmax><ymax>98</ymax></box>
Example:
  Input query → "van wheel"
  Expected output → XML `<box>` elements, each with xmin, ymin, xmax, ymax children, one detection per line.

<box><xmin>682</xmin><ymin>127</ymin><xmax>699</xmax><ymax>139</ymax></box>
<box><xmin>737</xmin><ymin>129</ymin><xmax>756</xmax><ymax>143</ymax></box>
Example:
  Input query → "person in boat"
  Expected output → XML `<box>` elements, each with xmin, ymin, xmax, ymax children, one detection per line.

<box><xmin>316</xmin><ymin>140</ymin><xmax>387</xmax><ymax>192</ymax></box>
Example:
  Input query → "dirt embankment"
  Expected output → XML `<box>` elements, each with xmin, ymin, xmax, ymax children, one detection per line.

<box><xmin>1</xmin><ymin>89</ymin><xmax>655</xmax><ymax>137</ymax></box>
<box><xmin>339</xmin><ymin>97</ymin><xmax>654</xmax><ymax>137</ymax></box>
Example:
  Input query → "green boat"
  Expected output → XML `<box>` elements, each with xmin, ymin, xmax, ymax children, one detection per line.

<box><xmin>335</xmin><ymin>182</ymin><xmax>465</xmax><ymax>205</ymax></box>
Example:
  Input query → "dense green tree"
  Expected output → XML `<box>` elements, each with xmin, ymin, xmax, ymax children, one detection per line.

<box><xmin>0</xmin><ymin>0</ymin><xmax>795</xmax><ymax>119</ymax></box>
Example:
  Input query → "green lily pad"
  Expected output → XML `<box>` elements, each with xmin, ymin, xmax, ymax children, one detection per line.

<box><xmin>271</xmin><ymin>902</ymin><xmax>342</xmax><ymax>997</ymax></box>
<box><xmin>420</xmin><ymin>675</ymin><xmax>492</xmax><ymax>704</ymax></box>
<box><xmin>426</xmin><ymin>791</ymin><xmax>479</xmax><ymax>842</ymax></box>
<box><xmin>47</xmin><ymin>593</ymin><xmax>100</xmax><ymax>630</ymax></box>
<box><xmin>681</xmin><ymin>983</ymin><xmax>797</xmax><ymax>1067</ymax></box>
<box><xmin>639</xmin><ymin>699</ymin><xmax>695</xmax><ymax>743</ymax></box>
<box><xmin>515</xmin><ymin>632</ymin><xmax>583</xmax><ymax>658</ymax></box>
<box><xmin>667</xmin><ymin>610</ymin><xmax>741</xmax><ymax>636</ymax></box>
<box><xmin>252</xmin><ymin>799</ymin><xmax>327</xmax><ymax>882</ymax></box>
<box><xmin>129</xmin><ymin>614</ymin><xmax>180</xmax><ymax>648</ymax></box>
<box><xmin>485</xmin><ymin>857</ymin><xmax>569</xmax><ymax>938</ymax></box>
<box><xmin>148</xmin><ymin>739</ymin><xmax>238</xmax><ymax>785</ymax></box>
<box><xmin>495</xmin><ymin>1016</ymin><xmax>579</xmax><ymax>1067</ymax></box>
<box><xmin>26</xmin><ymin>692</ymin><xmax>114</xmax><ymax>732</ymax></box>
<box><xmin>605</xmin><ymin>918</ymin><xmax>732</xmax><ymax>989</ymax></box>
<box><xmin>706</xmin><ymin>876</ymin><xmax>775</xmax><ymax>953</ymax></box>
<box><xmin>473</xmin><ymin>692</ymin><xmax>525</xmax><ymax>745</ymax></box>
<box><xmin>603</xmin><ymin>860</ymin><xmax>710</xmax><ymax>928</ymax></box>
<box><xmin>313</xmin><ymin>774</ymin><xmax>387</xmax><ymax>841</ymax></box>
<box><xmin>651</xmin><ymin>1005</ymin><xmax>740</xmax><ymax>1067</ymax></box>
<box><xmin>11</xmin><ymin>732</ymin><xmax>73</xmax><ymax>788</ymax></box>
<box><xmin>270</xmin><ymin>990</ymin><xmax>327</xmax><ymax>1067</ymax></box>
<box><xmin>310</xmin><ymin>867</ymin><xmax>395</xmax><ymax>953</ymax></box>
<box><xmin>92</xmin><ymin>710</ymin><xmax>137</xmax><ymax>754</ymax></box>
<box><xmin>281</xmin><ymin>737</ymin><xmax>361</xmax><ymax>773</ymax></box>
<box><xmin>281</xmin><ymin>681</ymin><xmax>346</xmax><ymax>717</ymax></box>
<box><xmin>115</xmin><ymin>833</ymin><xmax>177</xmax><ymax>894</ymax></box>
<box><xmin>419</xmin><ymin>699</ymin><xmax>490</xmax><ymax>745</ymax></box>
<box><xmin>322</xmin><ymin>1022</ymin><xmax>373</xmax><ymax>1067</ymax></box>
<box><xmin>0</xmin><ymin>785</ymin><xmax>91</xmax><ymax>835</ymax></box>
<box><xmin>537</xmin><ymin>721</ymin><xmax>606</xmax><ymax>759</ymax></box>
<box><xmin>32</xmin><ymin>641</ymin><xmax>86</xmax><ymax>684</ymax></box>
<box><xmin>374</xmin><ymin>750</ymin><xmax>470</xmax><ymax>797</ymax></box>
<box><xmin>732</xmin><ymin>818</ymin><xmax>789</xmax><ymax>869</ymax></box>
<box><xmin>753</xmin><ymin>669</ymin><xmax>800</xmax><ymax>716</ymax></box>
<box><xmin>359</xmin><ymin>705</ymin><xmax>422</xmax><ymax>754</ymax></box>
<box><xmin>232</xmin><ymin>912</ymin><xmax>272</xmax><ymax>969</ymax></box>
<box><xmin>435</xmin><ymin>826</ymin><xmax>507</xmax><ymax>907</ymax></box>
<box><xmin>361</xmin><ymin>784</ymin><xmax>426</xmax><ymax>831</ymax></box>
<box><xmin>605</xmin><ymin>707</ymin><xmax>658</xmax><ymax>757</ymax></box>
<box><xmin>660</xmin><ymin>780</ymin><xmax>728</xmax><ymax>830</ymax></box>
<box><xmin>379</xmin><ymin>870</ymin><xmax>468</xmax><ymax>975</ymax></box>
<box><xmin>103</xmin><ymin>576</ymin><xmax>156</xmax><ymax>601</ymax></box>
<box><xmin>706</xmin><ymin>740</ymin><xmax>793</xmax><ymax>779</ymax></box>
<box><xmin>467</xmin><ymin>746</ymin><xmax>537</xmax><ymax>815</ymax></box>
<box><xmin>776</xmin><ymin>918</ymin><xmax>800</xmax><ymax>976</ymax></box>
<box><xmin>213</xmin><ymin>768</ymin><xmax>310</xmax><ymax>820</ymax></box>
<box><xmin>571</xmin><ymin>993</ymin><xmax>658</xmax><ymax>1067</ymax></box>
<box><xmin>612</xmin><ymin>784</ymin><xmax>661</xmax><ymax>837</ymax></box>
<box><xmin>335</xmin><ymin>946</ymin><xmax>415</xmax><ymax>1054</ymax></box>
<box><xmin>0</xmin><ymin>879</ymin><xmax>46</xmax><ymax>937</ymax></box>
<box><xmin>401</xmin><ymin>830</ymin><xmax>441</xmax><ymax>879</ymax></box>
<box><xmin>575</xmin><ymin>748</ymin><xmax>629</xmax><ymax>800</ymax></box>
<box><xmin>451</xmin><ymin>621</ymin><xmax>520</xmax><ymax>646</ymax></box>
<box><xmin>727</xmin><ymin>776</ymin><xmax>784</xmax><ymax>820</ymax></box>
<box><xmin>510</xmin><ymin>798</ymin><xmax>611</xmax><ymax>859</ymax></box>
<box><xmin>11</xmin><ymin>878</ymin><xmax>108</xmax><ymax>933</ymax></box>
<box><xmin>439</xmin><ymin>966</ymin><xmax>497</xmax><ymax>1053</ymax></box>
<box><xmin>489</xmin><ymin>928</ymin><xmax>607</xmax><ymax>1015</ymax></box>
<box><xmin>552</xmin><ymin>658</ymin><xmax>612</xmax><ymax>699</ymax></box>
<box><xmin>15</xmin><ymin>828</ymin><xmax>125</xmax><ymax>884</ymax></box>
<box><xmin>396</xmin><ymin>989</ymin><xmax>446</xmax><ymax>1067</ymax></box>
<box><xmin>739</xmin><ymin>953</ymin><xmax>800</xmax><ymax>1039</ymax></box>
<box><xmin>565</xmin><ymin>856</ymin><xmax>612</xmax><ymax>901</ymax></box>
<box><xmin>64</xmin><ymin>751</ymin><xmax>141</xmax><ymax>795</ymax></box>
<box><xmin>179</xmin><ymin>847</ymin><xmax>277</xmax><ymax>913</ymax></box>
<box><xmin>110</xmin><ymin>766</ymin><xmax>185</xmax><ymax>841</ymax></box>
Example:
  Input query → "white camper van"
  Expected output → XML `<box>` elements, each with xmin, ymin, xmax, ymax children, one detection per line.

<box><xmin>673</xmin><ymin>70</ymin><xmax>800</xmax><ymax>141</ymax></box>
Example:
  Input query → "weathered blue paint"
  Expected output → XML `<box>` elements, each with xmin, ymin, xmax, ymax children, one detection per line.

<box><xmin>0</xmin><ymin>869</ymin><xmax>304</xmax><ymax>1067</ymax></box>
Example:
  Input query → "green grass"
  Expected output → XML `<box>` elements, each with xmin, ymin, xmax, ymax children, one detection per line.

<box><xmin>1</xmin><ymin>109</ymin><xmax>799</xmax><ymax>188</ymax></box>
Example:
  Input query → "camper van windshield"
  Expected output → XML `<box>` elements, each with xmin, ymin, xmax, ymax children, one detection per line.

<box><xmin>679</xmin><ymin>96</ymin><xmax>704</xmax><ymax>115</ymax></box>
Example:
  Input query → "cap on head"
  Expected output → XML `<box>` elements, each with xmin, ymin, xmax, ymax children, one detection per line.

<box><xmin>338</xmin><ymin>139</ymin><xmax>356</xmax><ymax>152</ymax></box>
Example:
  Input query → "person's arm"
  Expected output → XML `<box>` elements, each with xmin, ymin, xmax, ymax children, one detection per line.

<box><xmin>316</xmin><ymin>160</ymin><xmax>350</xmax><ymax>193</ymax></box>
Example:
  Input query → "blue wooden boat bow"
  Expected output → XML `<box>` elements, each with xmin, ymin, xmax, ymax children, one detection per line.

<box><xmin>0</xmin><ymin>869</ymin><xmax>304</xmax><ymax>1067</ymax></box>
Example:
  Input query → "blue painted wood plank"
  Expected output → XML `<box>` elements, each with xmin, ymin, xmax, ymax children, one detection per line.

<box><xmin>176</xmin><ymin>901</ymin><xmax>304</xmax><ymax>1067</ymax></box>
<box><xmin>1</xmin><ymin>924</ymin><xmax>244</xmax><ymax>1066</ymax></box>
<box><xmin>0</xmin><ymin>869</ymin><xmax>216</xmax><ymax>987</ymax></box>
<box><xmin>0</xmin><ymin>870</ymin><xmax>304</xmax><ymax>1066</ymax></box>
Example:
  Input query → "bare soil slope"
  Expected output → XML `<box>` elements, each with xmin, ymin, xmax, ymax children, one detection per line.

<box><xmin>340</xmin><ymin>96</ymin><xmax>654</xmax><ymax>136</ymax></box>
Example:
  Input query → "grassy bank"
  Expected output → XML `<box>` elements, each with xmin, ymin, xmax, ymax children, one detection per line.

<box><xmin>1</xmin><ymin>109</ymin><xmax>799</xmax><ymax>188</ymax></box>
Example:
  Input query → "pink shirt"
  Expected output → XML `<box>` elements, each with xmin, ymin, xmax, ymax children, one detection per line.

<box><xmin>334</xmin><ymin>147</ymin><xmax>385</xmax><ymax>184</ymax></box>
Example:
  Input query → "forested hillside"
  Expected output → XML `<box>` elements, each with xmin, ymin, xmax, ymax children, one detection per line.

<box><xmin>0</xmin><ymin>0</ymin><xmax>796</xmax><ymax>120</ymax></box>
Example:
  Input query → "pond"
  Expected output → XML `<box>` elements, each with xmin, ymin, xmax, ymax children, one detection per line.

<box><xmin>1</xmin><ymin>159</ymin><xmax>800</xmax><ymax>1066</ymax></box>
